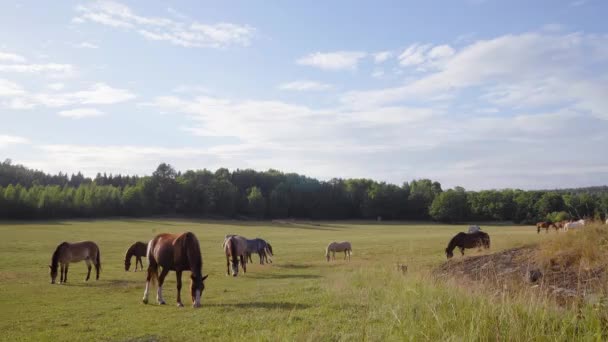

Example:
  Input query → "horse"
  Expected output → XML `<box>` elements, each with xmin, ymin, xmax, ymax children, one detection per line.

<box><xmin>124</xmin><ymin>241</ymin><xmax>147</xmax><ymax>271</ymax></box>
<box><xmin>142</xmin><ymin>232</ymin><xmax>208</xmax><ymax>308</ymax></box>
<box><xmin>468</xmin><ymin>225</ymin><xmax>481</xmax><ymax>233</ymax></box>
<box><xmin>49</xmin><ymin>241</ymin><xmax>101</xmax><ymax>284</ymax></box>
<box><xmin>564</xmin><ymin>219</ymin><xmax>585</xmax><ymax>232</ymax></box>
<box><xmin>325</xmin><ymin>241</ymin><xmax>352</xmax><ymax>262</ymax></box>
<box><xmin>445</xmin><ymin>231</ymin><xmax>490</xmax><ymax>259</ymax></box>
<box><xmin>536</xmin><ymin>221</ymin><xmax>557</xmax><ymax>234</ymax></box>
<box><xmin>264</xmin><ymin>243</ymin><xmax>274</xmax><ymax>264</ymax></box>
<box><xmin>223</xmin><ymin>235</ymin><xmax>248</xmax><ymax>276</ymax></box>
<box><xmin>245</xmin><ymin>238</ymin><xmax>273</xmax><ymax>265</ymax></box>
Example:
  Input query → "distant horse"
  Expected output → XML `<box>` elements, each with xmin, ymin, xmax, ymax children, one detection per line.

<box><xmin>445</xmin><ymin>231</ymin><xmax>490</xmax><ymax>259</ymax></box>
<box><xmin>142</xmin><ymin>232</ymin><xmax>208</xmax><ymax>308</ymax></box>
<box><xmin>223</xmin><ymin>235</ymin><xmax>248</xmax><ymax>276</ymax></box>
<box><xmin>536</xmin><ymin>221</ymin><xmax>557</xmax><ymax>234</ymax></box>
<box><xmin>564</xmin><ymin>219</ymin><xmax>585</xmax><ymax>232</ymax></box>
<box><xmin>246</xmin><ymin>238</ymin><xmax>273</xmax><ymax>265</ymax></box>
<box><xmin>49</xmin><ymin>241</ymin><xmax>101</xmax><ymax>284</ymax></box>
<box><xmin>325</xmin><ymin>241</ymin><xmax>352</xmax><ymax>262</ymax></box>
<box><xmin>468</xmin><ymin>225</ymin><xmax>481</xmax><ymax>233</ymax></box>
<box><xmin>124</xmin><ymin>241</ymin><xmax>147</xmax><ymax>271</ymax></box>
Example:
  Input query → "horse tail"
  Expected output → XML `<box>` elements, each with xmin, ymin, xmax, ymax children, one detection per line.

<box><xmin>146</xmin><ymin>239</ymin><xmax>158</xmax><ymax>285</ymax></box>
<box><xmin>95</xmin><ymin>246</ymin><xmax>101</xmax><ymax>274</ymax></box>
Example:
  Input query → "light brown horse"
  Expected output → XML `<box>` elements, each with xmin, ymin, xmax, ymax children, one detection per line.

<box><xmin>325</xmin><ymin>241</ymin><xmax>352</xmax><ymax>262</ymax></box>
<box><xmin>125</xmin><ymin>241</ymin><xmax>147</xmax><ymax>271</ymax></box>
<box><xmin>223</xmin><ymin>235</ymin><xmax>248</xmax><ymax>276</ymax></box>
<box><xmin>142</xmin><ymin>232</ymin><xmax>208</xmax><ymax>308</ymax></box>
<box><xmin>49</xmin><ymin>241</ymin><xmax>101</xmax><ymax>284</ymax></box>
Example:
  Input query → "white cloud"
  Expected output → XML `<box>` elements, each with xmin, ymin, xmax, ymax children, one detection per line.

<box><xmin>0</xmin><ymin>134</ymin><xmax>29</xmax><ymax>148</ymax></box>
<box><xmin>47</xmin><ymin>83</ymin><xmax>65</xmax><ymax>91</ymax></box>
<box><xmin>278</xmin><ymin>81</ymin><xmax>332</xmax><ymax>91</ymax></box>
<box><xmin>0</xmin><ymin>79</ymin><xmax>25</xmax><ymax>97</ymax></box>
<box><xmin>296</xmin><ymin>51</ymin><xmax>367</xmax><ymax>70</ymax></box>
<box><xmin>371</xmin><ymin>70</ymin><xmax>385</xmax><ymax>78</ymax></box>
<box><xmin>0</xmin><ymin>63</ymin><xmax>74</xmax><ymax>75</ymax></box>
<box><xmin>427</xmin><ymin>45</ymin><xmax>455</xmax><ymax>59</ymax></box>
<box><xmin>73</xmin><ymin>1</ymin><xmax>255</xmax><ymax>48</ymax></box>
<box><xmin>76</xmin><ymin>42</ymin><xmax>100</xmax><ymax>49</ymax></box>
<box><xmin>398</xmin><ymin>44</ymin><xmax>432</xmax><ymax>66</ymax></box>
<box><xmin>344</xmin><ymin>32</ymin><xmax>608</xmax><ymax>116</ymax></box>
<box><xmin>0</xmin><ymin>52</ymin><xmax>26</xmax><ymax>63</ymax></box>
<box><xmin>373</xmin><ymin>51</ymin><xmax>392</xmax><ymax>63</ymax></box>
<box><xmin>58</xmin><ymin>108</ymin><xmax>105</xmax><ymax>118</ymax></box>
<box><xmin>2</xmin><ymin>82</ymin><xmax>135</xmax><ymax>109</ymax></box>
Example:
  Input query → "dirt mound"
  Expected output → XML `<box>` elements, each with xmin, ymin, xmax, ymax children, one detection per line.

<box><xmin>435</xmin><ymin>246</ymin><xmax>606</xmax><ymax>305</ymax></box>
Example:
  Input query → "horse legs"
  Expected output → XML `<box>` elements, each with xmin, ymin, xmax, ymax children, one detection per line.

<box><xmin>59</xmin><ymin>264</ymin><xmax>65</xmax><ymax>284</ymax></box>
<box><xmin>344</xmin><ymin>250</ymin><xmax>347</xmax><ymax>260</ymax></box>
<box><xmin>226</xmin><ymin>255</ymin><xmax>230</xmax><ymax>276</ymax></box>
<box><xmin>64</xmin><ymin>264</ymin><xmax>69</xmax><ymax>283</ymax></box>
<box><xmin>137</xmin><ymin>256</ymin><xmax>143</xmax><ymax>271</ymax></box>
<box><xmin>240</xmin><ymin>255</ymin><xmax>247</xmax><ymax>274</ymax></box>
<box><xmin>247</xmin><ymin>253</ymin><xmax>252</xmax><ymax>264</ymax></box>
<box><xmin>459</xmin><ymin>247</ymin><xmax>465</xmax><ymax>256</ymax></box>
<box><xmin>156</xmin><ymin>268</ymin><xmax>169</xmax><ymax>305</ymax></box>
<box><xmin>142</xmin><ymin>263</ymin><xmax>156</xmax><ymax>304</ymax></box>
<box><xmin>259</xmin><ymin>250</ymin><xmax>265</xmax><ymax>265</ymax></box>
<box><xmin>85</xmin><ymin>259</ymin><xmax>92</xmax><ymax>281</ymax></box>
<box><xmin>175</xmin><ymin>271</ymin><xmax>184</xmax><ymax>308</ymax></box>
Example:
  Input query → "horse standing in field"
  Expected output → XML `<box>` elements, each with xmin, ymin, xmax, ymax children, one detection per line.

<box><xmin>445</xmin><ymin>231</ymin><xmax>490</xmax><ymax>259</ymax></box>
<box><xmin>564</xmin><ymin>219</ymin><xmax>585</xmax><ymax>232</ymax></box>
<box><xmin>325</xmin><ymin>241</ymin><xmax>352</xmax><ymax>262</ymax></box>
<box><xmin>245</xmin><ymin>238</ymin><xmax>274</xmax><ymax>265</ymax></box>
<box><xmin>124</xmin><ymin>241</ymin><xmax>147</xmax><ymax>271</ymax></box>
<box><xmin>536</xmin><ymin>221</ymin><xmax>557</xmax><ymax>234</ymax></box>
<box><xmin>223</xmin><ymin>235</ymin><xmax>248</xmax><ymax>276</ymax></box>
<box><xmin>49</xmin><ymin>241</ymin><xmax>101</xmax><ymax>284</ymax></box>
<box><xmin>142</xmin><ymin>232</ymin><xmax>208</xmax><ymax>308</ymax></box>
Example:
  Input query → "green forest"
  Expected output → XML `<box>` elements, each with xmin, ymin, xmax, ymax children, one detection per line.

<box><xmin>1</xmin><ymin>159</ymin><xmax>607</xmax><ymax>223</ymax></box>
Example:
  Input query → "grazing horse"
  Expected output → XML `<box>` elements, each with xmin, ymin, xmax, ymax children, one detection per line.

<box><xmin>124</xmin><ymin>241</ymin><xmax>147</xmax><ymax>271</ymax></box>
<box><xmin>264</xmin><ymin>243</ymin><xmax>274</xmax><ymax>264</ymax></box>
<box><xmin>536</xmin><ymin>221</ymin><xmax>557</xmax><ymax>234</ymax></box>
<box><xmin>445</xmin><ymin>231</ymin><xmax>490</xmax><ymax>259</ymax></box>
<box><xmin>325</xmin><ymin>241</ymin><xmax>352</xmax><ymax>262</ymax></box>
<box><xmin>142</xmin><ymin>232</ymin><xmax>208</xmax><ymax>308</ymax></box>
<box><xmin>223</xmin><ymin>235</ymin><xmax>248</xmax><ymax>276</ymax></box>
<box><xmin>245</xmin><ymin>238</ymin><xmax>273</xmax><ymax>265</ymax></box>
<box><xmin>49</xmin><ymin>241</ymin><xmax>101</xmax><ymax>284</ymax></box>
<box><xmin>564</xmin><ymin>219</ymin><xmax>585</xmax><ymax>232</ymax></box>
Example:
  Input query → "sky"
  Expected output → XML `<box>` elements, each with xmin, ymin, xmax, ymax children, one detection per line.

<box><xmin>1</xmin><ymin>0</ymin><xmax>607</xmax><ymax>190</ymax></box>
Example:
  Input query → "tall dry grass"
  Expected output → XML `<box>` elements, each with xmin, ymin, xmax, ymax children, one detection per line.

<box><xmin>538</xmin><ymin>224</ymin><xmax>608</xmax><ymax>270</ymax></box>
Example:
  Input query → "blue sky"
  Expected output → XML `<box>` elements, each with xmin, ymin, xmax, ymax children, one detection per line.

<box><xmin>1</xmin><ymin>0</ymin><xmax>607</xmax><ymax>190</ymax></box>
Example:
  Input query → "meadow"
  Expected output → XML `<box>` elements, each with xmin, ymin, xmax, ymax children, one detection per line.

<box><xmin>0</xmin><ymin>219</ymin><xmax>605</xmax><ymax>341</ymax></box>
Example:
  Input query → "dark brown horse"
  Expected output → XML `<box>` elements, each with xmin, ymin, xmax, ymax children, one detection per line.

<box><xmin>49</xmin><ymin>241</ymin><xmax>101</xmax><ymax>284</ymax></box>
<box><xmin>536</xmin><ymin>221</ymin><xmax>557</xmax><ymax>234</ymax></box>
<box><xmin>142</xmin><ymin>232</ymin><xmax>208</xmax><ymax>308</ymax></box>
<box><xmin>124</xmin><ymin>241</ymin><xmax>147</xmax><ymax>271</ymax></box>
<box><xmin>445</xmin><ymin>231</ymin><xmax>490</xmax><ymax>259</ymax></box>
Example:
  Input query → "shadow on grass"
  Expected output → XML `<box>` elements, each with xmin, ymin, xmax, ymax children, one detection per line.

<box><xmin>207</xmin><ymin>301</ymin><xmax>311</xmax><ymax>310</ymax></box>
<box><xmin>63</xmin><ymin>279</ymin><xmax>141</xmax><ymax>287</ymax></box>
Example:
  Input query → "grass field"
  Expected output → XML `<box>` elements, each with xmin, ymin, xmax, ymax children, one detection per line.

<box><xmin>0</xmin><ymin>219</ymin><xmax>605</xmax><ymax>341</ymax></box>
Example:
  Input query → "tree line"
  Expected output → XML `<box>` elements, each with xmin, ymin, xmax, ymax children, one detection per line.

<box><xmin>0</xmin><ymin>159</ymin><xmax>607</xmax><ymax>223</ymax></box>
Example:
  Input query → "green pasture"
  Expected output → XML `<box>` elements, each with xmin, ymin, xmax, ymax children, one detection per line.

<box><xmin>0</xmin><ymin>220</ymin><xmax>604</xmax><ymax>341</ymax></box>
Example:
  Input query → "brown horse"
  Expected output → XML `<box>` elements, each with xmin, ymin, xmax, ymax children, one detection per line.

<box><xmin>49</xmin><ymin>241</ymin><xmax>101</xmax><ymax>284</ymax></box>
<box><xmin>536</xmin><ymin>221</ymin><xmax>557</xmax><ymax>234</ymax></box>
<box><xmin>142</xmin><ymin>232</ymin><xmax>208</xmax><ymax>308</ymax></box>
<box><xmin>223</xmin><ymin>235</ymin><xmax>248</xmax><ymax>276</ymax></box>
<box><xmin>125</xmin><ymin>241</ymin><xmax>147</xmax><ymax>271</ymax></box>
<box><xmin>445</xmin><ymin>231</ymin><xmax>490</xmax><ymax>259</ymax></box>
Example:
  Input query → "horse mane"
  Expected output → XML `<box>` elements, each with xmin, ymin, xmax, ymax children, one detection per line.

<box><xmin>446</xmin><ymin>233</ymin><xmax>464</xmax><ymax>253</ymax></box>
<box><xmin>182</xmin><ymin>232</ymin><xmax>202</xmax><ymax>276</ymax></box>
<box><xmin>51</xmin><ymin>242</ymin><xmax>69</xmax><ymax>271</ymax></box>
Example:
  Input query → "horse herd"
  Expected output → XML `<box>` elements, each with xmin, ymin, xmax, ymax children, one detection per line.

<box><xmin>536</xmin><ymin>218</ymin><xmax>608</xmax><ymax>233</ymax></box>
<box><xmin>49</xmin><ymin>219</ymin><xmax>604</xmax><ymax>308</ymax></box>
<box><xmin>49</xmin><ymin>232</ymin><xmax>354</xmax><ymax>308</ymax></box>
